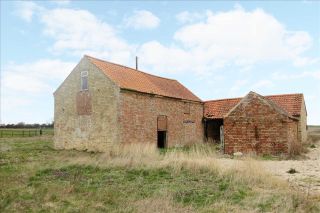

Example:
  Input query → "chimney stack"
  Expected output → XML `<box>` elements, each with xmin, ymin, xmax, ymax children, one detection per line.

<box><xmin>135</xmin><ymin>56</ymin><xmax>138</xmax><ymax>70</ymax></box>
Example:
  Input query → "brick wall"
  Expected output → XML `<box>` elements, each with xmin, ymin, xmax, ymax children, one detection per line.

<box><xmin>298</xmin><ymin>99</ymin><xmax>307</xmax><ymax>143</ymax></box>
<box><xmin>119</xmin><ymin>90</ymin><xmax>204</xmax><ymax>147</ymax></box>
<box><xmin>54</xmin><ymin>56</ymin><xmax>204</xmax><ymax>151</ymax></box>
<box><xmin>224</xmin><ymin>93</ymin><xmax>299</xmax><ymax>155</ymax></box>
<box><xmin>54</xmin><ymin>57</ymin><xmax>121</xmax><ymax>152</ymax></box>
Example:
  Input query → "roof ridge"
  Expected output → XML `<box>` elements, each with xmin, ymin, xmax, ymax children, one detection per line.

<box><xmin>224</xmin><ymin>91</ymin><xmax>297</xmax><ymax>119</ymax></box>
<box><xmin>205</xmin><ymin>93</ymin><xmax>303</xmax><ymax>103</ymax></box>
<box><xmin>265</xmin><ymin>93</ymin><xmax>303</xmax><ymax>97</ymax></box>
<box><xmin>85</xmin><ymin>55</ymin><xmax>177</xmax><ymax>82</ymax></box>
<box><xmin>250</xmin><ymin>92</ymin><xmax>292</xmax><ymax>117</ymax></box>
<box><xmin>204</xmin><ymin>97</ymin><xmax>242</xmax><ymax>103</ymax></box>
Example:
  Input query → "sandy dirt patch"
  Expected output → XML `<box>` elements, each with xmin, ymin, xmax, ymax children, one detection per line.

<box><xmin>261</xmin><ymin>142</ymin><xmax>320</xmax><ymax>195</ymax></box>
<box><xmin>216</xmin><ymin>133</ymin><xmax>320</xmax><ymax>195</ymax></box>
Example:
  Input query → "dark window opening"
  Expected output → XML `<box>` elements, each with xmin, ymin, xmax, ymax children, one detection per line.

<box><xmin>157</xmin><ymin>131</ymin><xmax>166</xmax><ymax>148</ymax></box>
<box><xmin>255</xmin><ymin>126</ymin><xmax>259</xmax><ymax>139</ymax></box>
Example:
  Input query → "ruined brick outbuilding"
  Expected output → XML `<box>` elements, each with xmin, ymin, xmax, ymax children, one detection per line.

<box><xmin>204</xmin><ymin>92</ymin><xmax>307</xmax><ymax>155</ymax></box>
<box><xmin>54</xmin><ymin>55</ymin><xmax>307</xmax><ymax>155</ymax></box>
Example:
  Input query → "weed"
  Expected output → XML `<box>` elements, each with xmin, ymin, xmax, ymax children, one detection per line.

<box><xmin>287</xmin><ymin>168</ymin><xmax>298</xmax><ymax>174</ymax></box>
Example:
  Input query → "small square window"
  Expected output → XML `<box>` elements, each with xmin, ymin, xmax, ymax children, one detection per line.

<box><xmin>81</xmin><ymin>71</ymin><xmax>88</xmax><ymax>90</ymax></box>
<box><xmin>184</xmin><ymin>102</ymin><xmax>190</xmax><ymax>114</ymax></box>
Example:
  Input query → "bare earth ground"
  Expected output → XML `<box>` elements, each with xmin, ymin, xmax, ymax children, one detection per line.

<box><xmin>261</xmin><ymin>139</ymin><xmax>320</xmax><ymax>195</ymax></box>
<box><xmin>217</xmin><ymin>127</ymin><xmax>320</xmax><ymax>195</ymax></box>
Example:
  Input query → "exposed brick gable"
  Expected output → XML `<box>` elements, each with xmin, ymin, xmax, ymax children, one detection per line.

<box><xmin>204</xmin><ymin>93</ymin><xmax>303</xmax><ymax>119</ymax></box>
<box><xmin>224</xmin><ymin>92</ymin><xmax>299</xmax><ymax>155</ymax></box>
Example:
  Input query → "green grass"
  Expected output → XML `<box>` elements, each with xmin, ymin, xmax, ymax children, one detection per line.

<box><xmin>0</xmin><ymin>137</ymin><xmax>319</xmax><ymax>212</ymax></box>
<box><xmin>0</xmin><ymin>128</ymin><xmax>53</xmax><ymax>138</ymax></box>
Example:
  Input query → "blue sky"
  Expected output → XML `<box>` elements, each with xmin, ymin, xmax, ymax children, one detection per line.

<box><xmin>1</xmin><ymin>0</ymin><xmax>319</xmax><ymax>124</ymax></box>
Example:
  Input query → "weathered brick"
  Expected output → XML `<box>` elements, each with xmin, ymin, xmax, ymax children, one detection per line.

<box><xmin>223</xmin><ymin>92</ymin><xmax>299</xmax><ymax>155</ymax></box>
<box><xmin>54</xmin><ymin>57</ymin><xmax>204</xmax><ymax>151</ymax></box>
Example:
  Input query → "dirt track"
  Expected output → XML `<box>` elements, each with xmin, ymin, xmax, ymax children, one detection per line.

<box><xmin>262</xmin><ymin>127</ymin><xmax>320</xmax><ymax>195</ymax></box>
<box><xmin>261</xmin><ymin>140</ymin><xmax>320</xmax><ymax>195</ymax></box>
<box><xmin>217</xmin><ymin>127</ymin><xmax>320</xmax><ymax>195</ymax></box>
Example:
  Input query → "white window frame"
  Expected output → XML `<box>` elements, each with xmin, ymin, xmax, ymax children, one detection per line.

<box><xmin>81</xmin><ymin>71</ymin><xmax>88</xmax><ymax>91</ymax></box>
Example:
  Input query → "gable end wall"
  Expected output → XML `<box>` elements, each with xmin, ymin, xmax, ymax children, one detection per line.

<box><xmin>54</xmin><ymin>57</ymin><xmax>120</xmax><ymax>151</ymax></box>
<box><xmin>224</xmin><ymin>95</ymin><xmax>299</xmax><ymax>155</ymax></box>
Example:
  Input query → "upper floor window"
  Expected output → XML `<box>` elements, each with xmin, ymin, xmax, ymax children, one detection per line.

<box><xmin>184</xmin><ymin>102</ymin><xmax>190</xmax><ymax>114</ymax></box>
<box><xmin>81</xmin><ymin>71</ymin><xmax>88</xmax><ymax>90</ymax></box>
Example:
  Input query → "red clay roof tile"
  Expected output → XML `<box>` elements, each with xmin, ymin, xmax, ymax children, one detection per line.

<box><xmin>204</xmin><ymin>93</ymin><xmax>303</xmax><ymax>119</ymax></box>
<box><xmin>87</xmin><ymin>55</ymin><xmax>202</xmax><ymax>102</ymax></box>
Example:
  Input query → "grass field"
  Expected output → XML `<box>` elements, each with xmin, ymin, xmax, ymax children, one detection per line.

<box><xmin>0</xmin><ymin>137</ymin><xmax>319</xmax><ymax>212</ymax></box>
<box><xmin>0</xmin><ymin>128</ymin><xmax>54</xmax><ymax>138</ymax></box>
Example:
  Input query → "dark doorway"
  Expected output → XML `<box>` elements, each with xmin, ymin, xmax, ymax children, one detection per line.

<box><xmin>157</xmin><ymin>131</ymin><xmax>166</xmax><ymax>148</ymax></box>
<box><xmin>205</xmin><ymin>119</ymin><xmax>223</xmax><ymax>143</ymax></box>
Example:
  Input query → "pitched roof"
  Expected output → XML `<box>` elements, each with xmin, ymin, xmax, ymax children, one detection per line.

<box><xmin>204</xmin><ymin>92</ymin><xmax>304</xmax><ymax>119</ymax></box>
<box><xmin>86</xmin><ymin>55</ymin><xmax>202</xmax><ymax>102</ymax></box>
<box><xmin>225</xmin><ymin>91</ymin><xmax>297</xmax><ymax>120</ymax></box>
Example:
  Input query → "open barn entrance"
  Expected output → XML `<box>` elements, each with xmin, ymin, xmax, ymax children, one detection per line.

<box><xmin>157</xmin><ymin>131</ymin><xmax>167</xmax><ymax>148</ymax></box>
<box><xmin>157</xmin><ymin>115</ymin><xmax>167</xmax><ymax>148</ymax></box>
<box><xmin>204</xmin><ymin>119</ymin><xmax>223</xmax><ymax>144</ymax></box>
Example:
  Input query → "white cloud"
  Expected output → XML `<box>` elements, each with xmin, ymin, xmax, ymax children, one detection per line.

<box><xmin>52</xmin><ymin>0</ymin><xmax>71</xmax><ymax>6</ymax></box>
<box><xmin>16</xmin><ymin>3</ymin><xmax>316</xmax><ymax>75</ymax></box>
<box><xmin>123</xmin><ymin>10</ymin><xmax>160</xmax><ymax>29</ymax></box>
<box><xmin>174</xmin><ymin>8</ymin><xmax>313</xmax><ymax>65</ymax></box>
<box><xmin>14</xmin><ymin>1</ymin><xmax>43</xmax><ymax>22</ymax></box>
<box><xmin>229</xmin><ymin>80</ymin><xmax>248</xmax><ymax>96</ymax></box>
<box><xmin>138</xmin><ymin>7</ymin><xmax>316</xmax><ymax>76</ymax></box>
<box><xmin>3</xmin><ymin>59</ymin><xmax>76</xmax><ymax>93</ymax></box>
<box><xmin>1</xmin><ymin>59</ymin><xmax>76</xmax><ymax>123</ymax></box>
<box><xmin>40</xmin><ymin>8</ymin><xmax>135</xmax><ymax>64</ymax></box>
<box><xmin>293</xmin><ymin>57</ymin><xmax>319</xmax><ymax>67</ymax></box>
<box><xmin>176</xmin><ymin>11</ymin><xmax>206</xmax><ymax>24</ymax></box>
<box><xmin>251</xmin><ymin>80</ymin><xmax>274</xmax><ymax>90</ymax></box>
<box><xmin>272</xmin><ymin>70</ymin><xmax>320</xmax><ymax>80</ymax></box>
<box><xmin>15</xmin><ymin>3</ymin><xmax>135</xmax><ymax>64</ymax></box>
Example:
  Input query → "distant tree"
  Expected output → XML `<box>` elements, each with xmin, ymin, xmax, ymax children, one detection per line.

<box><xmin>16</xmin><ymin>122</ymin><xmax>25</xmax><ymax>128</ymax></box>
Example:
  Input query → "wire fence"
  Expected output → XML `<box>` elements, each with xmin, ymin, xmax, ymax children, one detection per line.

<box><xmin>0</xmin><ymin>129</ymin><xmax>54</xmax><ymax>138</ymax></box>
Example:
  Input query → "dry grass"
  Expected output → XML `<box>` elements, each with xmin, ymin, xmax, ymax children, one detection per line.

<box><xmin>70</xmin><ymin>142</ymin><xmax>320</xmax><ymax>211</ymax></box>
<box><xmin>1</xmin><ymin>138</ymin><xmax>319</xmax><ymax>212</ymax></box>
<box><xmin>133</xmin><ymin>195</ymin><xmax>194</xmax><ymax>213</ymax></box>
<box><xmin>288</xmin><ymin>140</ymin><xmax>306</xmax><ymax>157</ymax></box>
<box><xmin>68</xmin><ymin>143</ymin><xmax>293</xmax><ymax>190</ymax></box>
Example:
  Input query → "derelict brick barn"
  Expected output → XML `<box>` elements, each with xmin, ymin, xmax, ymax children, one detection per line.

<box><xmin>204</xmin><ymin>92</ymin><xmax>307</xmax><ymax>155</ymax></box>
<box><xmin>54</xmin><ymin>55</ymin><xmax>204</xmax><ymax>151</ymax></box>
<box><xmin>54</xmin><ymin>55</ymin><xmax>307</xmax><ymax>155</ymax></box>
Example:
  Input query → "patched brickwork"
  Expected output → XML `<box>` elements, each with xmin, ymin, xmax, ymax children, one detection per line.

<box><xmin>54</xmin><ymin>56</ymin><xmax>303</xmax><ymax>155</ymax></box>
<box><xmin>54</xmin><ymin>56</ymin><xmax>204</xmax><ymax>152</ymax></box>
<box><xmin>54</xmin><ymin>57</ymin><xmax>120</xmax><ymax>152</ymax></box>
<box><xmin>76</xmin><ymin>91</ymin><xmax>92</xmax><ymax>115</ymax></box>
<box><xmin>223</xmin><ymin>92</ymin><xmax>299</xmax><ymax>155</ymax></box>
<box><xmin>119</xmin><ymin>91</ymin><xmax>204</xmax><ymax>147</ymax></box>
<box><xmin>204</xmin><ymin>93</ymin><xmax>307</xmax><ymax>145</ymax></box>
